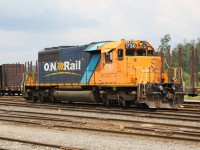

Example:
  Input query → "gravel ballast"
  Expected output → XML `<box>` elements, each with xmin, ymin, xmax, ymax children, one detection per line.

<box><xmin>0</xmin><ymin>103</ymin><xmax>200</xmax><ymax>149</ymax></box>
<box><xmin>0</xmin><ymin>122</ymin><xmax>199</xmax><ymax>149</ymax></box>
<box><xmin>1</xmin><ymin>104</ymin><xmax>200</xmax><ymax>127</ymax></box>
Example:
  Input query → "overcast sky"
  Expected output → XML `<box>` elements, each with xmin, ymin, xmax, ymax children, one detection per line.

<box><xmin>0</xmin><ymin>0</ymin><xmax>199</xmax><ymax>64</ymax></box>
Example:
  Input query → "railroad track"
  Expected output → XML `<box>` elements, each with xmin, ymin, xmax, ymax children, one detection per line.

<box><xmin>0</xmin><ymin>136</ymin><xmax>82</xmax><ymax>150</ymax></box>
<box><xmin>1</xmin><ymin>96</ymin><xmax>200</xmax><ymax>144</ymax></box>
<box><xmin>1</xmin><ymin>96</ymin><xmax>200</xmax><ymax>111</ymax></box>
<box><xmin>183</xmin><ymin>103</ymin><xmax>200</xmax><ymax>108</ymax></box>
<box><xmin>0</xmin><ymin>100</ymin><xmax>200</xmax><ymax>123</ymax></box>
<box><xmin>183</xmin><ymin>100</ymin><xmax>200</xmax><ymax>109</ymax></box>
<box><xmin>184</xmin><ymin>99</ymin><xmax>200</xmax><ymax>104</ymax></box>
<box><xmin>1</xmin><ymin>97</ymin><xmax>200</xmax><ymax>124</ymax></box>
<box><xmin>0</xmin><ymin>108</ymin><xmax>200</xmax><ymax>143</ymax></box>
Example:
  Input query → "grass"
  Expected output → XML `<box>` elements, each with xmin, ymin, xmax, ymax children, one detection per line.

<box><xmin>184</xmin><ymin>95</ymin><xmax>200</xmax><ymax>100</ymax></box>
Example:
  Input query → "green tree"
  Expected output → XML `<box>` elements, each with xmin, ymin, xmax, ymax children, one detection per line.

<box><xmin>171</xmin><ymin>37</ymin><xmax>200</xmax><ymax>86</ymax></box>
<box><xmin>159</xmin><ymin>34</ymin><xmax>171</xmax><ymax>53</ymax></box>
<box><xmin>195</xmin><ymin>38</ymin><xmax>200</xmax><ymax>72</ymax></box>
<box><xmin>182</xmin><ymin>72</ymin><xmax>191</xmax><ymax>86</ymax></box>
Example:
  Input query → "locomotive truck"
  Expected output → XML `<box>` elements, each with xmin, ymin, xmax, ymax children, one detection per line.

<box><xmin>22</xmin><ymin>39</ymin><xmax>184</xmax><ymax>108</ymax></box>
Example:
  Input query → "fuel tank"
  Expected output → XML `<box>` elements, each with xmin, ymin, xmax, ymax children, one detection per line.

<box><xmin>53</xmin><ymin>90</ymin><xmax>96</xmax><ymax>103</ymax></box>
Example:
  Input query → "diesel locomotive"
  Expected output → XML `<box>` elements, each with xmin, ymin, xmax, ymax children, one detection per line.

<box><xmin>22</xmin><ymin>40</ymin><xmax>184</xmax><ymax>108</ymax></box>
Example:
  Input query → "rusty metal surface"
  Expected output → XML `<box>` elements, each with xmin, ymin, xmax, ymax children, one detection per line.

<box><xmin>1</xmin><ymin>64</ymin><xmax>24</xmax><ymax>94</ymax></box>
<box><xmin>195</xmin><ymin>48</ymin><xmax>198</xmax><ymax>86</ymax></box>
<box><xmin>185</xmin><ymin>87</ymin><xmax>200</xmax><ymax>96</ymax></box>
<box><xmin>186</xmin><ymin>46</ymin><xmax>200</xmax><ymax>96</ymax></box>
<box><xmin>178</xmin><ymin>47</ymin><xmax>182</xmax><ymax>83</ymax></box>
<box><xmin>191</xmin><ymin>46</ymin><xmax>195</xmax><ymax>91</ymax></box>
<box><xmin>0</xmin><ymin>66</ymin><xmax>2</xmax><ymax>89</ymax></box>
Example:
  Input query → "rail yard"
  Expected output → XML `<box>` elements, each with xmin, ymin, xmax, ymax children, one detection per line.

<box><xmin>0</xmin><ymin>39</ymin><xmax>199</xmax><ymax>149</ymax></box>
<box><xmin>1</xmin><ymin>0</ymin><xmax>200</xmax><ymax>149</ymax></box>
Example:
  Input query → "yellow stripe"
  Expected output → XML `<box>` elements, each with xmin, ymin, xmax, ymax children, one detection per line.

<box><xmin>25</xmin><ymin>83</ymin><xmax>137</xmax><ymax>87</ymax></box>
<box><xmin>44</xmin><ymin>72</ymin><xmax>81</xmax><ymax>77</ymax></box>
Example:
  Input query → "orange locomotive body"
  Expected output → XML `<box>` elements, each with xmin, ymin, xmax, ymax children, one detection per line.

<box><xmin>23</xmin><ymin>39</ymin><xmax>184</xmax><ymax>108</ymax></box>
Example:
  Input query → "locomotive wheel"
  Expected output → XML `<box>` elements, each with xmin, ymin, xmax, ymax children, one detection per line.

<box><xmin>122</xmin><ymin>100</ymin><xmax>132</xmax><ymax>107</ymax></box>
<box><xmin>102</xmin><ymin>97</ymin><xmax>110</xmax><ymax>106</ymax></box>
<box><xmin>122</xmin><ymin>100</ymin><xmax>127</xmax><ymax>107</ymax></box>
<box><xmin>106</xmin><ymin>99</ymin><xmax>110</xmax><ymax>106</ymax></box>
<box><xmin>38</xmin><ymin>94</ymin><xmax>44</xmax><ymax>102</ymax></box>
<box><xmin>173</xmin><ymin>104</ymin><xmax>178</xmax><ymax>109</ymax></box>
<box><xmin>30</xmin><ymin>94</ymin><xmax>37</xmax><ymax>102</ymax></box>
<box><xmin>48</xmin><ymin>95</ymin><xmax>52</xmax><ymax>102</ymax></box>
<box><xmin>28</xmin><ymin>94</ymin><xmax>32</xmax><ymax>101</ymax></box>
<box><xmin>102</xmin><ymin>96</ymin><xmax>108</xmax><ymax>105</ymax></box>
<box><xmin>118</xmin><ymin>98</ymin><xmax>123</xmax><ymax>106</ymax></box>
<box><xmin>33</xmin><ymin>97</ymin><xmax>38</xmax><ymax>102</ymax></box>
<box><xmin>172</xmin><ymin>100</ymin><xmax>178</xmax><ymax>109</ymax></box>
<box><xmin>33</xmin><ymin>94</ymin><xmax>38</xmax><ymax>102</ymax></box>
<box><xmin>49</xmin><ymin>95</ymin><xmax>55</xmax><ymax>103</ymax></box>
<box><xmin>119</xmin><ymin>98</ymin><xmax>127</xmax><ymax>107</ymax></box>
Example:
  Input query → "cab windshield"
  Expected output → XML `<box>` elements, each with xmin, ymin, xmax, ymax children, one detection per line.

<box><xmin>126</xmin><ymin>49</ymin><xmax>153</xmax><ymax>56</ymax></box>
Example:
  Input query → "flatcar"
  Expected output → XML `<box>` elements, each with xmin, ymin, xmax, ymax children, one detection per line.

<box><xmin>22</xmin><ymin>40</ymin><xmax>184</xmax><ymax>108</ymax></box>
<box><xmin>0</xmin><ymin>64</ymin><xmax>24</xmax><ymax>95</ymax></box>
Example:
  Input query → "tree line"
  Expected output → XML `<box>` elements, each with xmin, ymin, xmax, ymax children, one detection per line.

<box><xmin>159</xmin><ymin>34</ymin><xmax>200</xmax><ymax>86</ymax></box>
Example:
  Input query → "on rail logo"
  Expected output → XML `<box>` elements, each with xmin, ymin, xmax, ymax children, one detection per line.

<box><xmin>44</xmin><ymin>60</ymin><xmax>81</xmax><ymax>71</ymax></box>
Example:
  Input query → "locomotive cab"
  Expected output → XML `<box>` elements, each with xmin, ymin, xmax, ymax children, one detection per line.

<box><xmin>91</xmin><ymin>40</ymin><xmax>184</xmax><ymax>108</ymax></box>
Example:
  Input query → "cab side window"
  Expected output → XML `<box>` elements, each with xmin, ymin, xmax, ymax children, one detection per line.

<box><xmin>118</xmin><ymin>49</ymin><xmax>123</xmax><ymax>59</ymax></box>
<box><xmin>126</xmin><ymin>49</ymin><xmax>135</xmax><ymax>56</ymax></box>
<box><xmin>148</xmin><ymin>50</ymin><xmax>153</xmax><ymax>56</ymax></box>
<box><xmin>137</xmin><ymin>50</ymin><xmax>146</xmax><ymax>56</ymax></box>
<box><xmin>105</xmin><ymin>51</ymin><xmax>112</xmax><ymax>62</ymax></box>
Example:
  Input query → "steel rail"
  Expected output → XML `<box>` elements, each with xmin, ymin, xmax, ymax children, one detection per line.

<box><xmin>0</xmin><ymin>99</ymin><xmax>200</xmax><ymax>113</ymax></box>
<box><xmin>0</xmin><ymin>102</ymin><xmax>200</xmax><ymax>122</ymax></box>
<box><xmin>0</xmin><ymin>136</ymin><xmax>83</xmax><ymax>150</ymax></box>
<box><xmin>0</xmin><ymin>115</ymin><xmax>200</xmax><ymax>143</ymax></box>
<box><xmin>1</xmin><ymin>110</ymin><xmax>200</xmax><ymax>132</ymax></box>
<box><xmin>1</xmin><ymin>98</ymin><xmax>200</xmax><ymax>112</ymax></box>
<box><xmin>0</xmin><ymin>100</ymin><xmax>200</xmax><ymax>116</ymax></box>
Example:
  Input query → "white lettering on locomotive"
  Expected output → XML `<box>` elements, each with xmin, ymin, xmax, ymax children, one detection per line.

<box><xmin>142</xmin><ymin>68</ymin><xmax>150</xmax><ymax>72</ymax></box>
<box><xmin>154</xmin><ymin>69</ymin><xmax>161</xmax><ymax>73</ymax></box>
<box><xmin>44</xmin><ymin>60</ymin><xmax>81</xmax><ymax>71</ymax></box>
<box><xmin>104</xmin><ymin>64</ymin><xmax>113</xmax><ymax>70</ymax></box>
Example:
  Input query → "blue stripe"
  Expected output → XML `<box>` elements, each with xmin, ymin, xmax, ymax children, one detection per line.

<box><xmin>80</xmin><ymin>53</ymin><xmax>101</xmax><ymax>84</ymax></box>
<box><xmin>85</xmin><ymin>42</ymin><xmax>106</xmax><ymax>51</ymax></box>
